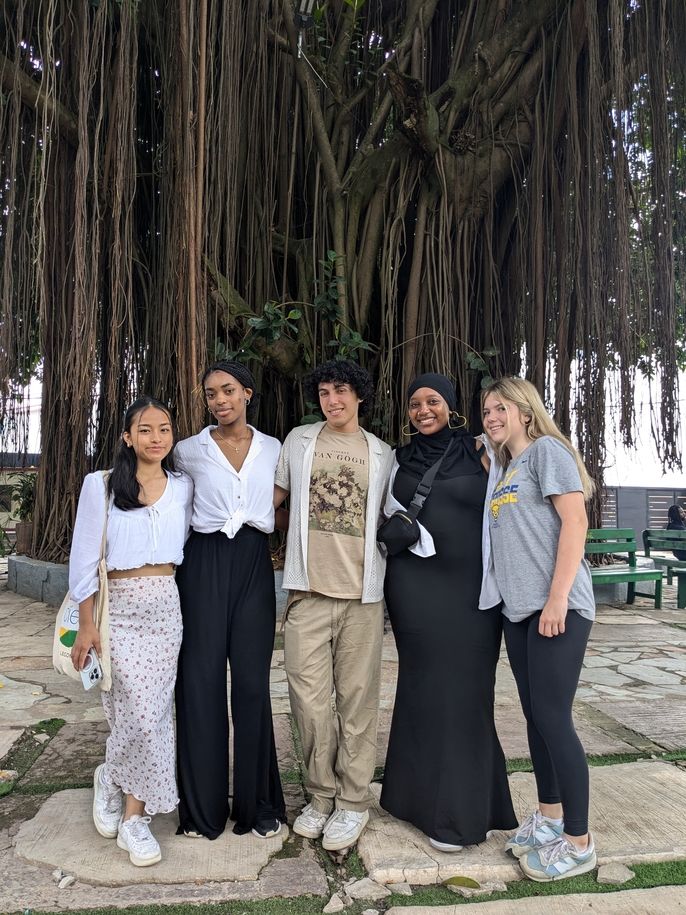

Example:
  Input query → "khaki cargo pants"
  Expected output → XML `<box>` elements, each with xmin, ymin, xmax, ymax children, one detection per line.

<box><xmin>284</xmin><ymin>592</ymin><xmax>384</xmax><ymax>814</ymax></box>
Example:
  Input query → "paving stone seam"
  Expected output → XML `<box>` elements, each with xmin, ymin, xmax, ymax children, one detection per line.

<box><xmin>580</xmin><ymin>704</ymin><xmax>667</xmax><ymax>754</ymax></box>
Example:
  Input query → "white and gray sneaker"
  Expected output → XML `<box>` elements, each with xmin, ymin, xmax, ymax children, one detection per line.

<box><xmin>322</xmin><ymin>809</ymin><xmax>369</xmax><ymax>851</ymax></box>
<box><xmin>293</xmin><ymin>803</ymin><xmax>330</xmax><ymax>839</ymax></box>
<box><xmin>520</xmin><ymin>834</ymin><xmax>597</xmax><ymax>882</ymax></box>
<box><xmin>92</xmin><ymin>764</ymin><xmax>122</xmax><ymax>839</ymax></box>
<box><xmin>117</xmin><ymin>815</ymin><xmax>162</xmax><ymax>866</ymax></box>
<box><xmin>505</xmin><ymin>810</ymin><xmax>563</xmax><ymax>859</ymax></box>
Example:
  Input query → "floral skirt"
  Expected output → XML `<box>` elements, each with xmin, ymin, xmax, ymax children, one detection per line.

<box><xmin>101</xmin><ymin>576</ymin><xmax>182</xmax><ymax>815</ymax></box>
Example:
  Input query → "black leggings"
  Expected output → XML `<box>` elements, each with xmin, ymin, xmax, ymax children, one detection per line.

<box><xmin>503</xmin><ymin>609</ymin><xmax>592</xmax><ymax>836</ymax></box>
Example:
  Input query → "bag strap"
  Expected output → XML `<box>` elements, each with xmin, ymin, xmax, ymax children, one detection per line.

<box><xmin>98</xmin><ymin>471</ymin><xmax>111</xmax><ymax>562</ymax></box>
<box><xmin>406</xmin><ymin>437</ymin><xmax>456</xmax><ymax>520</ymax></box>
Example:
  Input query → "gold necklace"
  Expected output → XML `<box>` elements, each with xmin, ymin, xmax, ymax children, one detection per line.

<box><xmin>215</xmin><ymin>426</ymin><xmax>252</xmax><ymax>453</ymax></box>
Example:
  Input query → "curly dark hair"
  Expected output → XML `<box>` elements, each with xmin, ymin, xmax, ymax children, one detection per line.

<box><xmin>304</xmin><ymin>360</ymin><xmax>374</xmax><ymax>416</ymax></box>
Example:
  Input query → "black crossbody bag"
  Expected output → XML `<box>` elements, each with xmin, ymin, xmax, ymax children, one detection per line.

<box><xmin>377</xmin><ymin>438</ymin><xmax>455</xmax><ymax>556</ymax></box>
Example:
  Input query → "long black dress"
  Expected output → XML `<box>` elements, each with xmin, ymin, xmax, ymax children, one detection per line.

<box><xmin>380</xmin><ymin>457</ymin><xmax>517</xmax><ymax>846</ymax></box>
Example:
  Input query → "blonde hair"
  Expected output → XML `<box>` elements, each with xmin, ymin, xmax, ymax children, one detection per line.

<box><xmin>481</xmin><ymin>377</ymin><xmax>595</xmax><ymax>500</ymax></box>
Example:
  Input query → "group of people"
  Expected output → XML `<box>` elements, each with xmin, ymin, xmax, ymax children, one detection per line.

<box><xmin>69</xmin><ymin>358</ymin><xmax>597</xmax><ymax>883</ymax></box>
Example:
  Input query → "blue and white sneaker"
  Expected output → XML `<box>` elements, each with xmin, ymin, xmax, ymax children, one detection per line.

<box><xmin>519</xmin><ymin>834</ymin><xmax>597</xmax><ymax>882</ymax></box>
<box><xmin>505</xmin><ymin>810</ymin><xmax>563</xmax><ymax>858</ymax></box>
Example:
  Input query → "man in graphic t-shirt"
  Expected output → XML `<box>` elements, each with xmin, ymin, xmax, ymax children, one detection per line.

<box><xmin>274</xmin><ymin>360</ymin><xmax>393</xmax><ymax>851</ymax></box>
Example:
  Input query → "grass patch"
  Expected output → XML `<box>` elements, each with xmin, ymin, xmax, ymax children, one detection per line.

<box><xmin>505</xmin><ymin>750</ymin><xmax>686</xmax><ymax>775</ymax></box>
<box><xmin>34</xmin><ymin>717</ymin><xmax>66</xmax><ymax>737</ymax></box>
<box><xmin>389</xmin><ymin>858</ymin><xmax>686</xmax><ymax>907</ymax></box>
<box><xmin>0</xmin><ymin>718</ymin><xmax>66</xmax><ymax>797</ymax></box>
<box><xmin>8</xmin><ymin>901</ymin><xmax>328</xmax><ymax>915</ymax></box>
<box><xmin>279</xmin><ymin>768</ymin><xmax>302</xmax><ymax>784</ymax></box>
<box><xmin>506</xmin><ymin>757</ymin><xmax>533</xmax><ymax>774</ymax></box>
<box><xmin>586</xmin><ymin>752</ymin><xmax>650</xmax><ymax>767</ymax></box>
<box><xmin>344</xmin><ymin>848</ymin><xmax>366</xmax><ymax>879</ymax></box>
<box><xmin>272</xmin><ymin>832</ymin><xmax>305</xmax><ymax>860</ymax></box>
<box><xmin>14</xmin><ymin>779</ymin><xmax>91</xmax><ymax>795</ymax></box>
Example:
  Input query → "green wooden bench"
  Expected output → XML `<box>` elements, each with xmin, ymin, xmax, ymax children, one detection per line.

<box><xmin>641</xmin><ymin>529</ymin><xmax>686</xmax><ymax>583</ymax></box>
<box><xmin>670</xmin><ymin>569</ymin><xmax>686</xmax><ymax>609</ymax></box>
<box><xmin>586</xmin><ymin>528</ymin><xmax>663</xmax><ymax>609</ymax></box>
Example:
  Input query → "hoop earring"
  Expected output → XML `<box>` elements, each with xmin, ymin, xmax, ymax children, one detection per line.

<box><xmin>401</xmin><ymin>422</ymin><xmax>419</xmax><ymax>437</ymax></box>
<box><xmin>448</xmin><ymin>410</ymin><xmax>467</xmax><ymax>430</ymax></box>
<box><xmin>245</xmin><ymin>398</ymin><xmax>251</xmax><ymax>406</ymax></box>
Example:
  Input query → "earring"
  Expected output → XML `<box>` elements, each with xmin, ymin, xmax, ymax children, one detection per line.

<box><xmin>401</xmin><ymin>422</ymin><xmax>419</xmax><ymax>437</ymax></box>
<box><xmin>448</xmin><ymin>411</ymin><xmax>467</xmax><ymax>430</ymax></box>
<box><xmin>246</xmin><ymin>398</ymin><xmax>251</xmax><ymax>406</ymax></box>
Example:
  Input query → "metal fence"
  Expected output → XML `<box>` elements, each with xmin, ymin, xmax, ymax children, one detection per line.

<box><xmin>601</xmin><ymin>487</ymin><xmax>686</xmax><ymax>533</ymax></box>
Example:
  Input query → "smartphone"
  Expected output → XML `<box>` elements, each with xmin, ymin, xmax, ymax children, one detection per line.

<box><xmin>80</xmin><ymin>647</ymin><xmax>103</xmax><ymax>690</ymax></box>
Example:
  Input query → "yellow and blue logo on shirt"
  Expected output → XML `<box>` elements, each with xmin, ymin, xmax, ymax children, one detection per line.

<box><xmin>490</xmin><ymin>468</ymin><xmax>519</xmax><ymax>521</ymax></box>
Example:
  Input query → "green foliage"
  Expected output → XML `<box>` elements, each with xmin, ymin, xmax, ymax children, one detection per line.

<box><xmin>313</xmin><ymin>251</ymin><xmax>342</xmax><ymax>323</ymax></box>
<box><xmin>301</xmin><ymin>401</ymin><xmax>323</xmax><ymax>424</ymax></box>
<box><xmin>0</xmin><ymin>527</ymin><xmax>14</xmax><ymax>558</ymax></box>
<box><xmin>10</xmin><ymin>473</ymin><xmax>36</xmax><ymax>522</ymax></box>
<box><xmin>247</xmin><ymin>302</ymin><xmax>302</xmax><ymax>344</ymax></box>
<box><xmin>465</xmin><ymin>347</ymin><xmax>498</xmax><ymax>389</ymax></box>
<box><xmin>213</xmin><ymin>250</ymin><xmax>375</xmax><ymax>373</ymax></box>
<box><xmin>327</xmin><ymin>327</ymin><xmax>375</xmax><ymax>360</ymax></box>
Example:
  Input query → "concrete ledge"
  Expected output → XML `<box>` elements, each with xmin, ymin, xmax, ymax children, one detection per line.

<box><xmin>15</xmin><ymin>789</ymin><xmax>289</xmax><ymax>885</ymax></box>
<box><xmin>358</xmin><ymin>761</ymin><xmax>686</xmax><ymax>886</ymax></box>
<box><xmin>8</xmin><ymin>557</ymin><xmax>288</xmax><ymax>616</ymax></box>
<box><xmin>8</xmin><ymin>555</ymin><xmax>69</xmax><ymax>606</ymax></box>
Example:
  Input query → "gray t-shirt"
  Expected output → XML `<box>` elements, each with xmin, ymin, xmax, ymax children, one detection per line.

<box><xmin>487</xmin><ymin>436</ymin><xmax>595</xmax><ymax>623</ymax></box>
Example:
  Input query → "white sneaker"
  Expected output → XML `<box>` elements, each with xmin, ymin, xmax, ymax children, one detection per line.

<box><xmin>429</xmin><ymin>837</ymin><xmax>464</xmax><ymax>853</ymax></box>
<box><xmin>92</xmin><ymin>764</ymin><xmax>122</xmax><ymax>839</ymax></box>
<box><xmin>322</xmin><ymin>809</ymin><xmax>369</xmax><ymax>851</ymax></box>
<box><xmin>117</xmin><ymin>815</ymin><xmax>162</xmax><ymax>866</ymax></box>
<box><xmin>293</xmin><ymin>803</ymin><xmax>330</xmax><ymax>839</ymax></box>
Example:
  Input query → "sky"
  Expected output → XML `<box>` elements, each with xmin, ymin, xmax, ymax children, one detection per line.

<box><xmin>601</xmin><ymin>371</ymin><xmax>685</xmax><ymax>487</ymax></box>
<box><xmin>8</xmin><ymin>374</ymin><xmax>686</xmax><ymax>488</ymax></box>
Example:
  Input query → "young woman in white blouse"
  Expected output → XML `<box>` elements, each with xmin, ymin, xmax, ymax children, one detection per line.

<box><xmin>174</xmin><ymin>361</ymin><xmax>285</xmax><ymax>840</ymax></box>
<box><xmin>70</xmin><ymin>397</ymin><xmax>192</xmax><ymax>867</ymax></box>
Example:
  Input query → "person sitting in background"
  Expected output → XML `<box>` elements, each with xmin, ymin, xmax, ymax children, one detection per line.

<box><xmin>665</xmin><ymin>505</ymin><xmax>686</xmax><ymax>560</ymax></box>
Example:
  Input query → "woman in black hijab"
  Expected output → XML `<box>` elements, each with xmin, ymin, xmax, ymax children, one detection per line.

<box><xmin>666</xmin><ymin>505</ymin><xmax>686</xmax><ymax>561</ymax></box>
<box><xmin>380</xmin><ymin>373</ymin><xmax>516</xmax><ymax>851</ymax></box>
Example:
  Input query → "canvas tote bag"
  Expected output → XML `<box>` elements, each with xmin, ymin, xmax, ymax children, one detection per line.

<box><xmin>52</xmin><ymin>472</ymin><xmax>112</xmax><ymax>690</ymax></box>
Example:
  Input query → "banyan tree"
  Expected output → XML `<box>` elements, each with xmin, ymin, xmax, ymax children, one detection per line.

<box><xmin>1</xmin><ymin>0</ymin><xmax>685</xmax><ymax>560</ymax></box>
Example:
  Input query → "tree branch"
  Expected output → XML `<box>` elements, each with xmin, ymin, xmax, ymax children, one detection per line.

<box><xmin>0</xmin><ymin>51</ymin><xmax>79</xmax><ymax>147</ymax></box>
<box><xmin>430</xmin><ymin>0</ymin><xmax>560</xmax><ymax>117</ymax></box>
<box><xmin>326</xmin><ymin>4</ymin><xmax>358</xmax><ymax>103</ymax></box>
<box><xmin>280</xmin><ymin>0</ymin><xmax>341</xmax><ymax>197</ymax></box>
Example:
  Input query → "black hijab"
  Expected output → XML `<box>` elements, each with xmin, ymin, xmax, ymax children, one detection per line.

<box><xmin>667</xmin><ymin>505</ymin><xmax>685</xmax><ymax>528</ymax></box>
<box><xmin>395</xmin><ymin>373</ymin><xmax>483</xmax><ymax>480</ymax></box>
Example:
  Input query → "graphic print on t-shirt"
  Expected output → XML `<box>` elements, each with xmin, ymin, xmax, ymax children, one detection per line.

<box><xmin>307</xmin><ymin>427</ymin><xmax>369</xmax><ymax>599</ymax></box>
<box><xmin>310</xmin><ymin>463</ymin><xmax>365</xmax><ymax>537</ymax></box>
<box><xmin>489</xmin><ymin>467</ymin><xmax>520</xmax><ymax>521</ymax></box>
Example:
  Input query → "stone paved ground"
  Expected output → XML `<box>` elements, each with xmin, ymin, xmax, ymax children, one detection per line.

<box><xmin>1</xmin><ymin>571</ymin><xmax>686</xmax><ymax>913</ymax></box>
